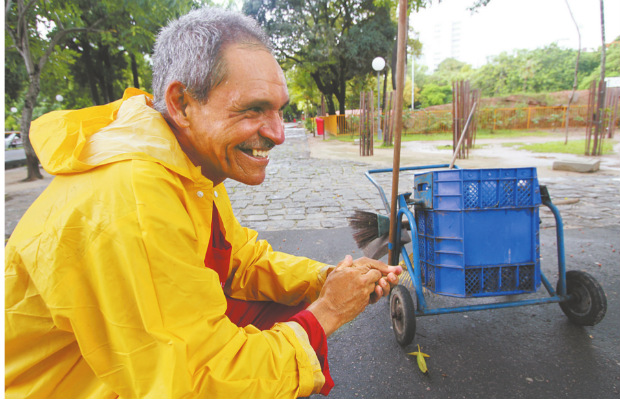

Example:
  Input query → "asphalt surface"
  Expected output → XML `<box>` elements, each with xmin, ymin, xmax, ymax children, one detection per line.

<box><xmin>4</xmin><ymin>124</ymin><xmax>620</xmax><ymax>398</ymax></box>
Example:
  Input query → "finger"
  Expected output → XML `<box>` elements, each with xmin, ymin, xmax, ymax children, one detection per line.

<box><xmin>375</xmin><ymin>278</ymin><xmax>391</xmax><ymax>298</ymax></box>
<box><xmin>362</xmin><ymin>268</ymin><xmax>382</xmax><ymax>284</ymax></box>
<box><xmin>381</xmin><ymin>279</ymin><xmax>392</xmax><ymax>297</ymax></box>
<box><xmin>369</xmin><ymin>291</ymin><xmax>381</xmax><ymax>304</ymax></box>
<box><xmin>354</xmin><ymin>258</ymin><xmax>403</xmax><ymax>276</ymax></box>
<box><xmin>336</xmin><ymin>255</ymin><xmax>353</xmax><ymax>269</ymax></box>
<box><xmin>374</xmin><ymin>283</ymin><xmax>384</xmax><ymax>298</ymax></box>
<box><xmin>387</xmin><ymin>271</ymin><xmax>400</xmax><ymax>285</ymax></box>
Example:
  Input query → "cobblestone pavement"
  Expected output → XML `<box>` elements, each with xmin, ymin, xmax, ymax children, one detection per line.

<box><xmin>226</xmin><ymin>125</ymin><xmax>620</xmax><ymax>232</ymax></box>
<box><xmin>5</xmin><ymin>125</ymin><xmax>620</xmax><ymax>239</ymax></box>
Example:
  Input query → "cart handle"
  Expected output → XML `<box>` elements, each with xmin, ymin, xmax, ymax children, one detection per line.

<box><xmin>364</xmin><ymin>164</ymin><xmax>460</xmax><ymax>213</ymax></box>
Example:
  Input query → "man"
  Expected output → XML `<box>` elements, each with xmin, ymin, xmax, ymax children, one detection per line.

<box><xmin>5</xmin><ymin>7</ymin><xmax>401</xmax><ymax>399</ymax></box>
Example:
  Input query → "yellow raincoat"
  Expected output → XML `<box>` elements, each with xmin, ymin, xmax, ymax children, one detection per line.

<box><xmin>5</xmin><ymin>89</ymin><xmax>333</xmax><ymax>398</ymax></box>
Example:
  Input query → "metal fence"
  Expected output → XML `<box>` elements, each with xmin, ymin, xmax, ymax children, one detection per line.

<box><xmin>323</xmin><ymin>105</ymin><xmax>595</xmax><ymax>136</ymax></box>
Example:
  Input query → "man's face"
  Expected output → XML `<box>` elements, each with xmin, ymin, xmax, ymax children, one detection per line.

<box><xmin>181</xmin><ymin>44</ymin><xmax>289</xmax><ymax>186</ymax></box>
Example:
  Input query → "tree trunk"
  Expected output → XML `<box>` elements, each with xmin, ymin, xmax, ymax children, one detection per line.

<box><xmin>310</xmin><ymin>71</ymin><xmax>337</xmax><ymax>115</ymax></box>
<box><xmin>338</xmin><ymin>67</ymin><xmax>346</xmax><ymax>115</ymax></box>
<box><xmin>564</xmin><ymin>0</ymin><xmax>581</xmax><ymax>144</ymax></box>
<box><xmin>325</xmin><ymin>95</ymin><xmax>337</xmax><ymax>115</ymax></box>
<box><xmin>83</xmin><ymin>42</ymin><xmax>102</xmax><ymax>105</ymax></box>
<box><xmin>382</xmin><ymin>70</ymin><xmax>388</xmax><ymax>117</ymax></box>
<box><xmin>592</xmin><ymin>0</ymin><xmax>606</xmax><ymax>155</ymax></box>
<box><xmin>130</xmin><ymin>53</ymin><xmax>140</xmax><ymax>88</ymax></box>
<box><xmin>599</xmin><ymin>0</ymin><xmax>606</xmax><ymax>81</ymax></box>
<box><xmin>7</xmin><ymin>0</ymin><xmax>102</xmax><ymax>181</ymax></box>
<box><xmin>21</xmin><ymin>75</ymin><xmax>44</xmax><ymax>181</ymax></box>
<box><xmin>100</xmin><ymin>44</ymin><xmax>115</xmax><ymax>103</ymax></box>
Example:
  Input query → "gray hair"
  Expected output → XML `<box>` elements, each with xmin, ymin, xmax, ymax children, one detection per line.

<box><xmin>151</xmin><ymin>7</ymin><xmax>272</xmax><ymax>115</ymax></box>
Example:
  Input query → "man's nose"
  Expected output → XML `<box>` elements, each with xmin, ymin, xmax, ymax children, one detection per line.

<box><xmin>259</xmin><ymin>111</ymin><xmax>285</xmax><ymax>145</ymax></box>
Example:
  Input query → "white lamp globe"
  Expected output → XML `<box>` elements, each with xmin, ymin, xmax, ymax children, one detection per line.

<box><xmin>372</xmin><ymin>57</ymin><xmax>386</xmax><ymax>71</ymax></box>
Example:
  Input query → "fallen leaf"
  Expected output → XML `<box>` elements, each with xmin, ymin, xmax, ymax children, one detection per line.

<box><xmin>408</xmin><ymin>344</ymin><xmax>430</xmax><ymax>374</ymax></box>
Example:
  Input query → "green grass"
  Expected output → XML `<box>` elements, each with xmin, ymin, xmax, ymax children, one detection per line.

<box><xmin>332</xmin><ymin>128</ymin><xmax>552</xmax><ymax>143</ymax></box>
<box><xmin>517</xmin><ymin>139</ymin><xmax>615</xmax><ymax>155</ymax></box>
<box><xmin>475</xmin><ymin>129</ymin><xmax>551</xmax><ymax>139</ymax></box>
<box><xmin>330</xmin><ymin>129</ymin><xmax>617</xmax><ymax>156</ymax></box>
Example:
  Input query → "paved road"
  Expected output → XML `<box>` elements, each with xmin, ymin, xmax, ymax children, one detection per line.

<box><xmin>261</xmin><ymin>225</ymin><xmax>619</xmax><ymax>399</ymax></box>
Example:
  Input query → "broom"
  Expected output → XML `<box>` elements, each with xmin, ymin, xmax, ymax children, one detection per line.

<box><xmin>348</xmin><ymin>210</ymin><xmax>391</xmax><ymax>250</ymax></box>
<box><xmin>348</xmin><ymin>210</ymin><xmax>411</xmax><ymax>260</ymax></box>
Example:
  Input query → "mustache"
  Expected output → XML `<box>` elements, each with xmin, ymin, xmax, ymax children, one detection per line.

<box><xmin>238</xmin><ymin>138</ymin><xmax>276</xmax><ymax>150</ymax></box>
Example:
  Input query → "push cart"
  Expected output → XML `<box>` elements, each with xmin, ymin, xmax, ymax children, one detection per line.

<box><xmin>365</xmin><ymin>164</ymin><xmax>607</xmax><ymax>346</ymax></box>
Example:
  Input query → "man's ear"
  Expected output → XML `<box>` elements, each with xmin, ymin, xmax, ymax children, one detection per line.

<box><xmin>164</xmin><ymin>81</ymin><xmax>190</xmax><ymax>128</ymax></box>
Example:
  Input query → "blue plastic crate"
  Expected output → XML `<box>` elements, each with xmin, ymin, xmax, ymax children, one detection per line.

<box><xmin>413</xmin><ymin>168</ymin><xmax>541</xmax><ymax>298</ymax></box>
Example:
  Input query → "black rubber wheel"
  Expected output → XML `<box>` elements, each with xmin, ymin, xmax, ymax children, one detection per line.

<box><xmin>390</xmin><ymin>285</ymin><xmax>416</xmax><ymax>346</ymax></box>
<box><xmin>559</xmin><ymin>270</ymin><xmax>607</xmax><ymax>326</ymax></box>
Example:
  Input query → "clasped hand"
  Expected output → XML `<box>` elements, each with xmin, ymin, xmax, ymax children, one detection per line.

<box><xmin>307</xmin><ymin>255</ymin><xmax>402</xmax><ymax>337</ymax></box>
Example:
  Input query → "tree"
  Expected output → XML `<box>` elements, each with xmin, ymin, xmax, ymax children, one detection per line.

<box><xmin>5</xmin><ymin>0</ymin><xmax>198</xmax><ymax>181</ymax></box>
<box><xmin>564</xmin><ymin>0</ymin><xmax>581</xmax><ymax>144</ymax></box>
<box><xmin>466</xmin><ymin>45</ymin><xmax>597</xmax><ymax>98</ymax></box>
<box><xmin>589</xmin><ymin>0</ymin><xmax>607</xmax><ymax>155</ymax></box>
<box><xmin>431</xmin><ymin>58</ymin><xmax>473</xmax><ymax>86</ymax></box>
<box><xmin>65</xmin><ymin>0</ymin><xmax>192</xmax><ymax>106</ymax></box>
<box><xmin>286</xmin><ymin>65</ymin><xmax>322</xmax><ymax>117</ymax></box>
<box><xmin>5</xmin><ymin>0</ymin><xmax>103</xmax><ymax>180</ymax></box>
<box><xmin>418</xmin><ymin>83</ymin><xmax>451</xmax><ymax>108</ymax></box>
<box><xmin>578</xmin><ymin>41</ymin><xmax>619</xmax><ymax>89</ymax></box>
<box><xmin>243</xmin><ymin>0</ymin><xmax>398</xmax><ymax>115</ymax></box>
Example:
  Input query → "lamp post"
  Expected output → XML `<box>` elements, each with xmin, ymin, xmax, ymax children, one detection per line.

<box><xmin>372</xmin><ymin>56</ymin><xmax>385</xmax><ymax>142</ymax></box>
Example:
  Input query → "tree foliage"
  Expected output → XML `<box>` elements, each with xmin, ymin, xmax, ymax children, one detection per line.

<box><xmin>5</xmin><ymin>0</ymin><xmax>200</xmax><ymax>180</ymax></box>
<box><xmin>243</xmin><ymin>0</ymin><xmax>398</xmax><ymax>115</ymax></box>
<box><xmin>418</xmin><ymin>83</ymin><xmax>451</xmax><ymax>108</ymax></box>
<box><xmin>5</xmin><ymin>0</ymin><xmax>105</xmax><ymax>179</ymax></box>
<box><xmin>413</xmin><ymin>42</ymin><xmax>618</xmax><ymax>107</ymax></box>
<box><xmin>64</xmin><ymin>0</ymin><xmax>197</xmax><ymax>106</ymax></box>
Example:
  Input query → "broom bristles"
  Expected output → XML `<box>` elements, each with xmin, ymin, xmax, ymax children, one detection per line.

<box><xmin>348</xmin><ymin>210</ymin><xmax>387</xmax><ymax>249</ymax></box>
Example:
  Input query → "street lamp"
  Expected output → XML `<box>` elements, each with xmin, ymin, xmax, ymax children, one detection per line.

<box><xmin>372</xmin><ymin>56</ymin><xmax>385</xmax><ymax>141</ymax></box>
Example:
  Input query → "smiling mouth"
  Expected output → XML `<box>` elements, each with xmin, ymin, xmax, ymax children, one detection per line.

<box><xmin>251</xmin><ymin>149</ymin><xmax>270</xmax><ymax>158</ymax></box>
<box><xmin>239</xmin><ymin>148</ymin><xmax>270</xmax><ymax>159</ymax></box>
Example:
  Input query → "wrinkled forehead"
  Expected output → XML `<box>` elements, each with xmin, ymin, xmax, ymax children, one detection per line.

<box><xmin>220</xmin><ymin>44</ymin><xmax>287</xmax><ymax>89</ymax></box>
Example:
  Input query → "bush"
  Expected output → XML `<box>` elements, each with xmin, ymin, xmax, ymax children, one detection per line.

<box><xmin>303</xmin><ymin>117</ymin><xmax>315</xmax><ymax>133</ymax></box>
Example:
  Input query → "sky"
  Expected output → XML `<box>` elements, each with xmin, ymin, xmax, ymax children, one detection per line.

<box><xmin>413</xmin><ymin>0</ymin><xmax>620</xmax><ymax>70</ymax></box>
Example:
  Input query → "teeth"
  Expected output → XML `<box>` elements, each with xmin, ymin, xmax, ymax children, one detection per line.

<box><xmin>252</xmin><ymin>149</ymin><xmax>269</xmax><ymax>158</ymax></box>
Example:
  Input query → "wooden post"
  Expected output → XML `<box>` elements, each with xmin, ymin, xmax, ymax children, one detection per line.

<box><xmin>388</xmin><ymin>0</ymin><xmax>408</xmax><ymax>266</ymax></box>
<box><xmin>359</xmin><ymin>93</ymin><xmax>365</xmax><ymax>156</ymax></box>
<box><xmin>585</xmin><ymin>80</ymin><xmax>596</xmax><ymax>155</ymax></box>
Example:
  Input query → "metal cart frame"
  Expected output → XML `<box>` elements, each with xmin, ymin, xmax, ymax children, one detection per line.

<box><xmin>365</xmin><ymin>164</ymin><xmax>607</xmax><ymax>346</ymax></box>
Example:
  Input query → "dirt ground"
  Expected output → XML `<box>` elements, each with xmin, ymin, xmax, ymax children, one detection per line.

<box><xmin>307</xmin><ymin>129</ymin><xmax>620</xmax><ymax>179</ymax></box>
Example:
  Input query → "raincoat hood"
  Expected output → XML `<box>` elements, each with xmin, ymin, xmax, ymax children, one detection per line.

<box><xmin>31</xmin><ymin>88</ymin><xmax>200</xmax><ymax>180</ymax></box>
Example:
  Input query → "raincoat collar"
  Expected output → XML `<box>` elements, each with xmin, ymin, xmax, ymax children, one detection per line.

<box><xmin>30</xmin><ymin>88</ymin><xmax>207</xmax><ymax>184</ymax></box>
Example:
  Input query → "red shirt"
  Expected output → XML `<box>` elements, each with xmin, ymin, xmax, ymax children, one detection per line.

<box><xmin>205</xmin><ymin>205</ymin><xmax>334</xmax><ymax>395</ymax></box>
